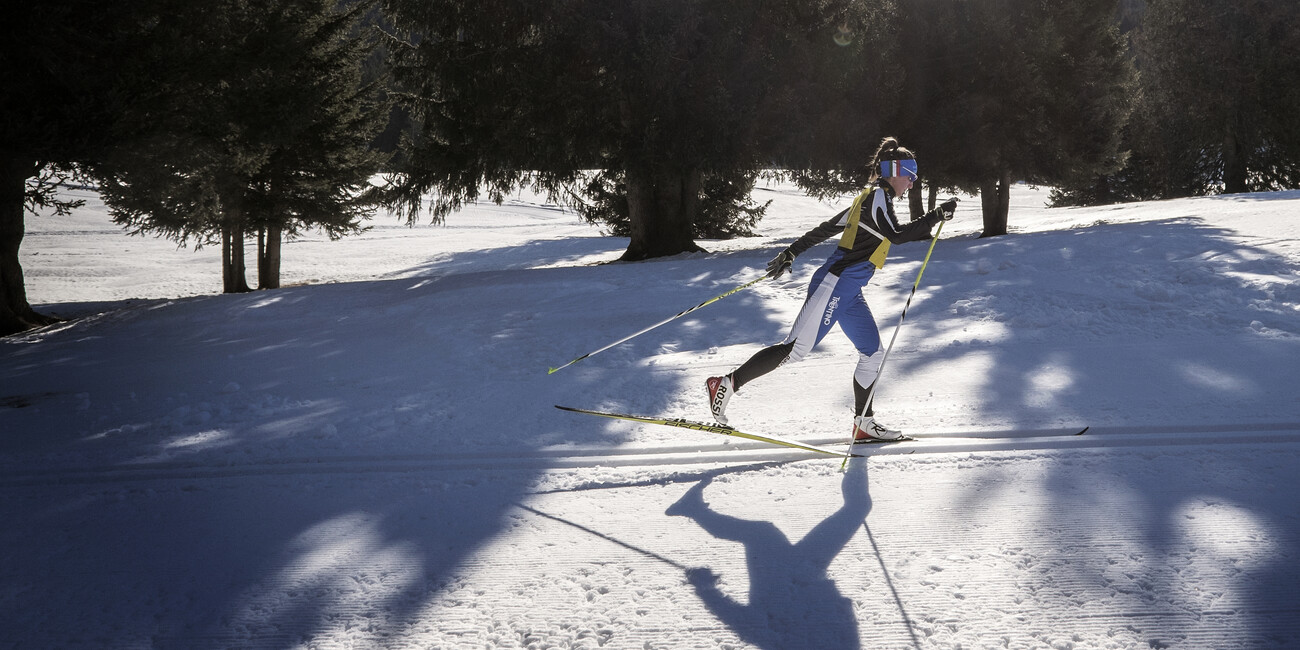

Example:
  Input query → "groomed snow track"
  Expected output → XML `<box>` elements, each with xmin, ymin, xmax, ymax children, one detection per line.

<box><xmin>4</xmin><ymin>422</ymin><xmax>1299</xmax><ymax>487</ymax></box>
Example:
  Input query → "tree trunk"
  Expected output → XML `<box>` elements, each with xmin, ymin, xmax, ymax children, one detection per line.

<box><xmin>0</xmin><ymin>157</ymin><xmax>59</xmax><ymax>335</ymax></box>
<box><xmin>257</xmin><ymin>223</ymin><xmax>282</xmax><ymax>290</ymax></box>
<box><xmin>979</xmin><ymin>170</ymin><xmax>1013</xmax><ymax>238</ymax></box>
<box><xmin>1093</xmin><ymin>174</ymin><xmax>1113</xmax><ymax>205</ymax></box>
<box><xmin>999</xmin><ymin>170</ymin><xmax>1012</xmax><ymax>227</ymax></box>
<box><xmin>908</xmin><ymin>182</ymin><xmax>924</xmax><ymax>220</ymax></box>
<box><xmin>620</xmin><ymin>163</ymin><xmax>707</xmax><ymax>261</ymax></box>
<box><xmin>1222</xmin><ymin>127</ymin><xmax>1249</xmax><ymax>194</ymax></box>
<box><xmin>221</xmin><ymin>198</ymin><xmax>253</xmax><ymax>293</ymax></box>
<box><xmin>928</xmin><ymin>185</ymin><xmax>938</xmax><ymax>212</ymax></box>
<box><xmin>257</xmin><ymin>226</ymin><xmax>265</xmax><ymax>288</ymax></box>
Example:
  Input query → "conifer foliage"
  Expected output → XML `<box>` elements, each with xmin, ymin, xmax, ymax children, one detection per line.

<box><xmin>1053</xmin><ymin>0</ymin><xmax>1300</xmax><ymax>202</ymax></box>
<box><xmin>1137</xmin><ymin>0</ymin><xmax>1300</xmax><ymax>195</ymax></box>
<box><xmin>96</xmin><ymin>0</ymin><xmax>388</xmax><ymax>292</ymax></box>
<box><xmin>9</xmin><ymin>0</ymin><xmax>1295</xmax><ymax>337</ymax></box>
<box><xmin>896</xmin><ymin>0</ymin><xmax>1134</xmax><ymax>236</ymax></box>
<box><xmin>761</xmin><ymin>0</ymin><xmax>1136</xmax><ymax>236</ymax></box>
<box><xmin>381</xmin><ymin>0</ymin><xmax>861</xmax><ymax>260</ymax></box>
<box><xmin>0</xmin><ymin>2</ymin><xmax>150</xmax><ymax>333</ymax></box>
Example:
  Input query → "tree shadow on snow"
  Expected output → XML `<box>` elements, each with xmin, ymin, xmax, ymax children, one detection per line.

<box><xmin>12</xmin><ymin>207</ymin><xmax>1297</xmax><ymax>647</ymax></box>
<box><xmin>0</xmin><ymin>236</ymin><xmax>791</xmax><ymax>647</ymax></box>
<box><xmin>886</xmin><ymin>216</ymin><xmax>1300</xmax><ymax>646</ymax></box>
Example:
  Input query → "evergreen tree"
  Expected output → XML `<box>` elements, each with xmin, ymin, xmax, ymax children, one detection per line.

<box><xmin>917</xmin><ymin>0</ymin><xmax>1134</xmax><ymax>236</ymax></box>
<box><xmin>1138</xmin><ymin>0</ymin><xmax>1300</xmax><ymax>194</ymax></box>
<box><xmin>381</xmin><ymin>0</ymin><xmax>867</xmax><ymax>260</ymax></box>
<box><xmin>787</xmin><ymin>1</ymin><xmax>1133</xmax><ymax>233</ymax></box>
<box><xmin>244</xmin><ymin>1</ymin><xmax>390</xmax><ymax>289</ymax></box>
<box><xmin>96</xmin><ymin>0</ymin><xmax>388</xmax><ymax>292</ymax></box>
<box><xmin>1056</xmin><ymin>0</ymin><xmax>1299</xmax><ymax>203</ymax></box>
<box><xmin>1118</xmin><ymin>0</ymin><xmax>1146</xmax><ymax>33</ymax></box>
<box><xmin>774</xmin><ymin>5</ymin><xmax>906</xmax><ymax>208</ymax></box>
<box><xmin>0</xmin><ymin>1</ymin><xmax>154</xmax><ymax>334</ymax></box>
<box><xmin>890</xmin><ymin>0</ymin><xmax>963</xmax><ymax>220</ymax></box>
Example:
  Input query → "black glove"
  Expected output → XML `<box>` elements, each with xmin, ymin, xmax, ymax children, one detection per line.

<box><xmin>766</xmin><ymin>250</ymin><xmax>795</xmax><ymax>279</ymax></box>
<box><xmin>938</xmin><ymin>197</ymin><xmax>959</xmax><ymax>220</ymax></box>
<box><xmin>924</xmin><ymin>197</ymin><xmax>959</xmax><ymax>224</ymax></box>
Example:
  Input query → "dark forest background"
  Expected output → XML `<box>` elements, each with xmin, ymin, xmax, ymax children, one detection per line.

<box><xmin>2</xmin><ymin>0</ymin><xmax>1297</xmax><ymax>333</ymax></box>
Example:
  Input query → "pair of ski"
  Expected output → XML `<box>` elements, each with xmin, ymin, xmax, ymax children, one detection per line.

<box><xmin>556</xmin><ymin>405</ymin><xmax>1088</xmax><ymax>459</ymax></box>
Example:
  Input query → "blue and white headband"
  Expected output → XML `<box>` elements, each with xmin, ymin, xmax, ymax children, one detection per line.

<box><xmin>880</xmin><ymin>158</ymin><xmax>918</xmax><ymax>181</ymax></box>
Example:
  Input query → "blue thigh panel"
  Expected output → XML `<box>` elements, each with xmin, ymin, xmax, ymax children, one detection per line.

<box><xmin>783</xmin><ymin>251</ymin><xmax>877</xmax><ymax>358</ymax></box>
<box><xmin>838</xmin><ymin>293</ymin><xmax>881</xmax><ymax>356</ymax></box>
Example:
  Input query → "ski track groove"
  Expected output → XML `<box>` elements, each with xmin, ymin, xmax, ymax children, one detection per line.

<box><xmin>3</xmin><ymin>423</ymin><xmax>1300</xmax><ymax>488</ymax></box>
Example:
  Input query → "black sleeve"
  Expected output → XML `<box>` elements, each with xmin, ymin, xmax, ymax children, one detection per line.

<box><xmin>786</xmin><ymin>209</ymin><xmax>850</xmax><ymax>258</ymax></box>
<box><xmin>872</xmin><ymin>196</ymin><xmax>939</xmax><ymax>245</ymax></box>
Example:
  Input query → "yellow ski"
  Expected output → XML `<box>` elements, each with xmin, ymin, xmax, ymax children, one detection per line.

<box><xmin>556</xmin><ymin>405</ymin><xmax>862</xmax><ymax>459</ymax></box>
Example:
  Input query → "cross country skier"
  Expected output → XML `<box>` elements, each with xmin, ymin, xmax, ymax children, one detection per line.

<box><xmin>705</xmin><ymin>137</ymin><xmax>957</xmax><ymax>441</ymax></box>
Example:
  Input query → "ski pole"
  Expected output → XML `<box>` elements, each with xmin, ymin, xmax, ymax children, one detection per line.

<box><xmin>548</xmin><ymin>275</ymin><xmax>768</xmax><ymax>374</ymax></box>
<box><xmin>842</xmin><ymin>220</ymin><xmax>945</xmax><ymax>467</ymax></box>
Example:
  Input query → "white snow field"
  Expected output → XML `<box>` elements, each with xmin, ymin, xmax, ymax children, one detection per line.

<box><xmin>4</xmin><ymin>182</ymin><xmax>1300</xmax><ymax>649</ymax></box>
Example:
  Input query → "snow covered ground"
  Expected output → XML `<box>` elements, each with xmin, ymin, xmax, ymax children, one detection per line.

<box><xmin>4</xmin><ymin>181</ymin><xmax>1300</xmax><ymax>649</ymax></box>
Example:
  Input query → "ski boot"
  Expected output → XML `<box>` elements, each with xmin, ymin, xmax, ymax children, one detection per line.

<box><xmin>852</xmin><ymin>415</ymin><xmax>905</xmax><ymax>442</ymax></box>
<box><xmin>705</xmin><ymin>375</ymin><xmax>734</xmax><ymax>425</ymax></box>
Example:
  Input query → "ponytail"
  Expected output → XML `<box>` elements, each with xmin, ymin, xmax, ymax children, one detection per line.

<box><xmin>873</xmin><ymin>137</ymin><xmax>900</xmax><ymax>165</ymax></box>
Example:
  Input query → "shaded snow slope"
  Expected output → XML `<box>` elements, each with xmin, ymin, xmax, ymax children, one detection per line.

<box><xmin>3</xmin><ymin>184</ymin><xmax>1299</xmax><ymax>648</ymax></box>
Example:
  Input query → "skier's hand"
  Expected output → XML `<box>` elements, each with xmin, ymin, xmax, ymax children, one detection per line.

<box><xmin>938</xmin><ymin>197</ymin><xmax>959</xmax><ymax>220</ymax></box>
<box><xmin>923</xmin><ymin>197</ymin><xmax>959</xmax><ymax>224</ymax></box>
<box><xmin>766</xmin><ymin>250</ymin><xmax>795</xmax><ymax>279</ymax></box>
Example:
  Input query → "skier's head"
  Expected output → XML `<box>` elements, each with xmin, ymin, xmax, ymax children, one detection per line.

<box><xmin>871</xmin><ymin>136</ymin><xmax>917</xmax><ymax>195</ymax></box>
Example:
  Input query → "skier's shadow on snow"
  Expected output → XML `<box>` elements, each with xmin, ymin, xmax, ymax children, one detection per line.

<box><xmin>667</xmin><ymin>460</ymin><xmax>902</xmax><ymax>650</ymax></box>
